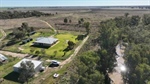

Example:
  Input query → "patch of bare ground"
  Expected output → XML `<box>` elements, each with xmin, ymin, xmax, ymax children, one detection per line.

<box><xmin>0</xmin><ymin>50</ymin><xmax>28</xmax><ymax>58</ymax></box>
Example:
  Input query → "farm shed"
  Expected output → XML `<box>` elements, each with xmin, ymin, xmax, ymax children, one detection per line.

<box><xmin>13</xmin><ymin>58</ymin><xmax>43</xmax><ymax>73</ymax></box>
<box><xmin>0</xmin><ymin>54</ymin><xmax>8</xmax><ymax>62</ymax></box>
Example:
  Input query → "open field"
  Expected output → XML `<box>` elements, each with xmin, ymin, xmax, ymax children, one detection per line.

<box><xmin>0</xmin><ymin>17</ymin><xmax>51</xmax><ymax>29</ymax></box>
<box><xmin>0</xmin><ymin>8</ymin><xmax>149</xmax><ymax>31</ymax></box>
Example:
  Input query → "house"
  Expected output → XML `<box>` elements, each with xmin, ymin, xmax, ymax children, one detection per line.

<box><xmin>0</xmin><ymin>54</ymin><xmax>8</xmax><ymax>62</ymax></box>
<box><xmin>13</xmin><ymin>58</ymin><xmax>43</xmax><ymax>73</ymax></box>
<box><xmin>33</xmin><ymin>37</ymin><xmax>58</xmax><ymax>47</ymax></box>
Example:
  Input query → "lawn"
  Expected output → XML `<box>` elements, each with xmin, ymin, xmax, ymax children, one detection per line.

<box><xmin>0</xmin><ymin>56</ymin><xmax>21</xmax><ymax>84</ymax></box>
<box><xmin>22</xmin><ymin>32</ymin><xmax>78</xmax><ymax>60</ymax></box>
<box><xmin>2</xmin><ymin>29</ymin><xmax>54</xmax><ymax>52</ymax></box>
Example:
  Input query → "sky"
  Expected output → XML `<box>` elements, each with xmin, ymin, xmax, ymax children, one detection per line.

<box><xmin>0</xmin><ymin>0</ymin><xmax>149</xmax><ymax>7</ymax></box>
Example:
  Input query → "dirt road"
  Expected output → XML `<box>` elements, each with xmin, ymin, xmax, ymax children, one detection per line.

<box><xmin>60</xmin><ymin>35</ymin><xmax>89</xmax><ymax>66</ymax></box>
<box><xmin>0</xmin><ymin>50</ymin><xmax>28</xmax><ymax>58</ymax></box>
<box><xmin>0</xmin><ymin>29</ymin><xmax>6</xmax><ymax>41</ymax></box>
<box><xmin>40</xmin><ymin>20</ymin><xmax>57</xmax><ymax>36</ymax></box>
<box><xmin>0</xmin><ymin>29</ymin><xmax>27</xmax><ymax>58</ymax></box>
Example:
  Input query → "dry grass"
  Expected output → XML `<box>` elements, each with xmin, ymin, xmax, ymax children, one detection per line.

<box><xmin>0</xmin><ymin>9</ymin><xmax>149</xmax><ymax>31</ymax></box>
<box><xmin>0</xmin><ymin>17</ymin><xmax>50</xmax><ymax>29</ymax></box>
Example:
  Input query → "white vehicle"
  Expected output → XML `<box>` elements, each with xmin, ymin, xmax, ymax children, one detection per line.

<box><xmin>39</xmin><ymin>66</ymin><xmax>45</xmax><ymax>72</ymax></box>
<box><xmin>53</xmin><ymin>73</ymin><xmax>59</xmax><ymax>78</ymax></box>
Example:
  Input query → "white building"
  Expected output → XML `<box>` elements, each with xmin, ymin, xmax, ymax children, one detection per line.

<box><xmin>13</xmin><ymin>58</ymin><xmax>43</xmax><ymax>73</ymax></box>
<box><xmin>0</xmin><ymin>54</ymin><xmax>8</xmax><ymax>62</ymax></box>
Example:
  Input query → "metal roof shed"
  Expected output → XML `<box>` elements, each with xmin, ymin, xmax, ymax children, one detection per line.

<box><xmin>13</xmin><ymin>58</ymin><xmax>43</xmax><ymax>73</ymax></box>
<box><xmin>0</xmin><ymin>54</ymin><xmax>8</xmax><ymax>62</ymax></box>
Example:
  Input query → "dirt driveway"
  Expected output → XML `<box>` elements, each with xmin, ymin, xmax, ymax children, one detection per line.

<box><xmin>0</xmin><ymin>50</ymin><xmax>28</xmax><ymax>58</ymax></box>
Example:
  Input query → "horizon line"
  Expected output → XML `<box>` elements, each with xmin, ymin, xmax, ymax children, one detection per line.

<box><xmin>0</xmin><ymin>5</ymin><xmax>150</xmax><ymax>8</ymax></box>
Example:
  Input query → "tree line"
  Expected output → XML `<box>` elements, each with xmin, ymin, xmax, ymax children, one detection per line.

<box><xmin>61</xmin><ymin>13</ymin><xmax>150</xmax><ymax>84</ymax></box>
<box><xmin>6</xmin><ymin>22</ymin><xmax>34</xmax><ymax>46</ymax></box>
<box><xmin>98</xmin><ymin>13</ymin><xmax>150</xmax><ymax>84</ymax></box>
<box><xmin>0</xmin><ymin>10</ymin><xmax>52</xmax><ymax>19</ymax></box>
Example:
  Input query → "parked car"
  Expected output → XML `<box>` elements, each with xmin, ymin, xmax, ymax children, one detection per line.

<box><xmin>49</xmin><ymin>60</ymin><xmax>60</xmax><ymax>67</ymax></box>
<box><xmin>39</xmin><ymin>66</ymin><xmax>45</xmax><ymax>72</ymax></box>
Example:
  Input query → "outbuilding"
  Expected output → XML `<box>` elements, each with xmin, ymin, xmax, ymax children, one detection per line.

<box><xmin>13</xmin><ymin>58</ymin><xmax>43</xmax><ymax>73</ymax></box>
<box><xmin>0</xmin><ymin>54</ymin><xmax>8</xmax><ymax>62</ymax></box>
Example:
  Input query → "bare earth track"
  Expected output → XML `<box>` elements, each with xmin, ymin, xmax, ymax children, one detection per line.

<box><xmin>0</xmin><ymin>29</ymin><xmax>6</xmax><ymax>41</ymax></box>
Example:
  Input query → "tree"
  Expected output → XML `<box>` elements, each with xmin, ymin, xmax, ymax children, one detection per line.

<box><xmin>67</xmin><ymin>41</ymin><xmax>75</xmax><ymax>50</ymax></box>
<box><xmin>129</xmin><ymin>15</ymin><xmax>140</xmax><ymax>26</ymax></box>
<box><xmin>124</xmin><ymin>13</ymin><xmax>129</xmax><ymax>18</ymax></box>
<box><xmin>143</xmin><ymin>14</ymin><xmax>150</xmax><ymax>25</ymax></box>
<box><xmin>69</xmin><ymin>19</ymin><xmax>72</xmax><ymax>23</ymax></box>
<box><xmin>0</xmin><ymin>11</ymin><xmax>50</xmax><ymax>19</ymax></box>
<box><xmin>64</xmin><ymin>18</ymin><xmax>68</xmax><ymax>23</ymax></box>
<box><xmin>84</xmin><ymin>22</ymin><xmax>90</xmax><ymax>35</ymax></box>
<box><xmin>78</xmin><ymin>18</ymin><xmax>84</xmax><ymax>25</ymax></box>
<box><xmin>21</xmin><ymin>22</ymin><xmax>28</xmax><ymax>30</ymax></box>
<box><xmin>18</xmin><ymin>61</ymin><xmax>35</xmax><ymax>83</ymax></box>
<box><xmin>76</xmin><ymin>51</ymin><xmax>105</xmax><ymax>84</ymax></box>
<box><xmin>13</xmin><ymin>29</ymin><xmax>25</xmax><ymax>39</ymax></box>
<box><xmin>78</xmin><ymin>20</ymin><xmax>81</xmax><ymax>24</ymax></box>
<box><xmin>80</xmin><ymin>18</ymin><xmax>84</xmax><ymax>22</ymax></box>
<box><xmin>35</xmin><ymin>50</ymin><xmax>40</xmax><ymax>56</ymax></box>
<box><xmin>30</xmin><ymin>27</ymin><xmax>34</xmax><ymax>32</ymax></box>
